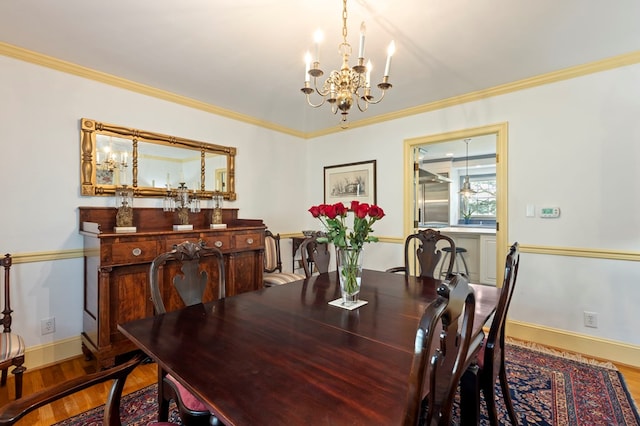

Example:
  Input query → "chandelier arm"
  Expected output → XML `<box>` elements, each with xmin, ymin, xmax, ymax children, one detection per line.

<box><xmin>355</xmin><ymin>95</ymin><xmax>370</xmax><ymax>112</ymax></box>
<box><xmin>360</xmin><ymin>87</ymin><xmax>389</xmax><ymax>105</ymax></box>
<box><xmin>315</xmin><ymin>85</ymin><xmax>330</xmax><ymax>97</ymax></box>
<box><xmin>304</xmin><ymin>92</ymin><xmax>326</xmax><ymax>108</ymax></box>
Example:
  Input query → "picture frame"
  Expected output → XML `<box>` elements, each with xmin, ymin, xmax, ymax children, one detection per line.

<box><xmin>324</xmin><ymin>160</ymin><xmax>377</xmax><ymax>205</ymax></box>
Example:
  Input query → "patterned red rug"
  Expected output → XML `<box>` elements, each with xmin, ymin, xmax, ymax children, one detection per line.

<box><xmin>453</xmin><ymin>342</ymin><xmax>640</xmax><ymax>425</ymax></box>
<box><xmin>54</xmin><ymin>343</ymin><xmax>639</xmax><ymax>425</ymax></box>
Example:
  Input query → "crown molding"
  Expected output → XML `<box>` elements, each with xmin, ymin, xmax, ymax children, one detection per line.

<box><xmin>2</xmin><ymin>42</ymin><xmax>639</xmax><ymax>140</ymax></box>
<box><xmin>0</xmin><ymin>42</ymin><xmax>305</xmax><ymax>139</ymax></box>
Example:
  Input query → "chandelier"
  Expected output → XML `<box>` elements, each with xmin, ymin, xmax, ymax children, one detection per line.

<box><xmin>96</xmin><ymin>139</ymin><xmax>129</xmax><ymax>172</ymax></box>
<box><xmin>459</xmin><ymin>138</ymin><xmax>476</xmax><ymax>197</ymax></box>
<box><xmin>301</xmin><ymin>0</ymin><xmax>395</xmax><ymax>127</ymax></box>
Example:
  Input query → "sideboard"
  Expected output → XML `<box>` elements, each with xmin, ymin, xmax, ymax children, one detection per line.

<box><xmin>79</xmin><ymin>207</ymin><xmax>265</xmax><ymax>368</ymax></box>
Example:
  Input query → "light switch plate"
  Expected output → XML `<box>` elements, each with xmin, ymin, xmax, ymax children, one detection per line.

<box><xmin>526</xmin><ymin>204</ymin><xmax>535</xmax><ymax>217</ymax></box>
<box><xmin>540</xmin><ymin>207</ymin><xmax>560</xmax><ymax>218</ymax></box>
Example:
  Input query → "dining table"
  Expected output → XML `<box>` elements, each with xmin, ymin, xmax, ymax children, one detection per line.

<box><xmin>118</xmin><ymin>269</ymin><xmax>499</xmax><ymax>425</ymax></box>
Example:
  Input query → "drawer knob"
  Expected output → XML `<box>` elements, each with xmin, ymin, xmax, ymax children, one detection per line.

<box><xmin>132</xmin><ymin>248</ymin><xmax>142</xmax><ymax>256</ymax></box>
<box><xmin>246</xmin><ymin>238</ymin><xmax>254</xmax><ymax>245</ymax></box>
<box><xmin>214</xmin><ymin>240</ymin><xmax>223</xmax><ymax>248</ymax></box>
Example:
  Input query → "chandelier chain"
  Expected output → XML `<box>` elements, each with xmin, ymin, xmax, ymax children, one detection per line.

<box><xmin>342</xmin><ymin>0</ymin><xmax>348</xmax><ymax>44</ymax></box>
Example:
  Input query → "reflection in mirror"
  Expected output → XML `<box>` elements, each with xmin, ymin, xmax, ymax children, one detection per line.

<box><xmin>214</xmin><ymin>167</ymin><xmax>227</xmax><ymax>192</ymax></box>
<box><xmin>81</xmin><ymin>118</ymin><xmax>236</xmax><ymax>200</ymax></box>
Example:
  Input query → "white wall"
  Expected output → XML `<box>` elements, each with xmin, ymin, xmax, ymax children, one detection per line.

<box><xmin>306</xmin><ymin>63</ymin><xmax>640</xmax><ymax>347</ymax></box>
<box><xmin>2</xmin><ymin>53</ymin><xmax>639</xmax><ymax>362</ymax></box>
<box><xmin>0</xmin><ymin>55</ymin><xmax>308</xmax><ymax>351</ymax></box>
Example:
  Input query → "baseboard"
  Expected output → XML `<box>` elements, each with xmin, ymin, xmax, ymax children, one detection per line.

<box><xmin>25</xmin><ymin>336</ymin><xmax>83</xmax><ymax>370</ymax></box>
<box><xmin>507</xmin><ymin>320</ymin><xmax>640</xmax><ymax>368</ymax></box>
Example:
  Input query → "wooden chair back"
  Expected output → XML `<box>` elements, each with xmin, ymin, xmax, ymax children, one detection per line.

<box><xmin>300</xmin><ymin>237</ymin><xmax>331</xmax><ymax>277</ymax></box>
<box><xmin>0</xmin><ymin>254</ymin><xmax>25</xmax><ymax>399</ymax></box>
<box><xmin>0</xmin><ymin>353</ymin><xmax>147</xmax><ymax>425</ymax></box>
<box><xmin>149</xmin><ymin>241</ymin><xmax>224</xmax><ymax>425</ymax></box>
<box><xmin>404</xmin><ymin>273</ymin><xmax>476</xmax><ymax>426</ymax></box>
<box><xmin>264</xmin><ymin>229</ymin><xmax>283</xmax><ymax>273</ymax></box>
<box><xmin>486</xmin><ymin>242</ymin><xmax>520</xmax><ymax>369</ymax></box>
<box><xmin>480</xmin><ymin>242</ymin><xmax>520</xmax><ymax>424</ymax></box>
<box><xmin>389</xmin><ymin>229</ymin><xmax>456</xmax><ymax>279</ymax></box>
<box><xmin>149</xmin><ymin>241</ymin><xmax>226</xmax><ymax>314</ymax></box>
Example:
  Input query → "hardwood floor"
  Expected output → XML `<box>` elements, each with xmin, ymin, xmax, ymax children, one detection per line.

<box><xmin>616</xmin><ymin>362</ymin><xmax>640</xmax><ymax>405</ymax></box>
<box><xmin>0</xmin><ymin>355</ymin><xmax>157</xmax><ymax>425</ymax></box>
<box><xmin>0</xmin><ymin>348</ymin><xmax>637</xmax><ymax>425</ymax></box>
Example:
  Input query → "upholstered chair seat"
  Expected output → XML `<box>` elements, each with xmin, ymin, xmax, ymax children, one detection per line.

<box><xmin>165</xmin><ymin>374</ymin><xmax>209</xmax><ymax>411</ymax></box>
<box><xmin>0</xmin><ymin>333</ymin><xmax>25</xmax><ymax>367</ymax></box>
<box><xmin>0</xmin><ymin>254</ymin><xmax>26</xmax><ymax>400</ymax></box>
<box><xmin>263</xmin><ymin>230</ymin><xmax>305</xmax><ymax>286</ymax></box>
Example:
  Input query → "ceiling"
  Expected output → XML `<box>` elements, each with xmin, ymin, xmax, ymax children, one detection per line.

<box><xmin>1</xmin><ymin>1</ymin><xmax>639</xmax><ymax>136</ymax></box>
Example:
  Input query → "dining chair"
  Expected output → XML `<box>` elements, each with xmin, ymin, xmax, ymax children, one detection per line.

<box><xmin>403</xmin><ymin>273</ymin><xmax>476</xmax><ymax>426</ymax></box>
<box><xmin>300</xmin><ymin>236</ymin><xmax>331</xmax><ymax>277</ymax></box>
<box><xmin>460</xmin><ymin>242</ymin><xmax>520</xmax><ymax>425</ymax></box>
<box><xmin>0</xmin><ymin>254</ymin><xmax>26</xmax><ymax>400</ymax></box>
<box><xmin>149</xmin><ymin>241</ymin><xmax>226</xmax><ymax>426</ymax></box>
<box><xmin>0</xmin><ymin>352</ymin><xmax>180</xmax><ymax>426</ymax></box>
<box><xmin>263</xmin><ymin>229</ymin><xmax>305</xmax><ymax>287</ymax></box>
<box><xmin>387</xmin><ymin>229</ymin><xmax>456</xmax><ymax>279</ymax></box>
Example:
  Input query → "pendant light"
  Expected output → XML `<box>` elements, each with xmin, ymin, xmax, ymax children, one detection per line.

<box><xmin>459</xmin><ymin>138</ymin><xmax>476</xmax><ymax>197</ymax></box>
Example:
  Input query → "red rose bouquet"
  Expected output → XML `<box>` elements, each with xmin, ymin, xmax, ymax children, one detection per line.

<box><xmin>308</xmin><ymin>201</ymin><xmax>385</xmax><ymax>250</ymax></box>
<box><xmin>308</xmin><ymin>201</ymin><xmax>385</xmax><ymax>303</ymax></box>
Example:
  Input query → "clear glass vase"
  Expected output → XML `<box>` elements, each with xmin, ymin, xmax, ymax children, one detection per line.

<box><xmin>337</xmin><ymin>247</ymin><xmax>364</xmax><ymax>305</ymax></box>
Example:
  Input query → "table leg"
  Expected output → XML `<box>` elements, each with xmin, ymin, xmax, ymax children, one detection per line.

<box><xmin>460</xmin><ymin>364</ymin><xmax>480</xmax><ymax>424</ymax></box>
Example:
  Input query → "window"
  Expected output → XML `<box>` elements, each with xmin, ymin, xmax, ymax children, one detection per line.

<box><xmin>460</xmin><ymin>173</ymin><xmax>496</xmax><ymax>222</ymax></box>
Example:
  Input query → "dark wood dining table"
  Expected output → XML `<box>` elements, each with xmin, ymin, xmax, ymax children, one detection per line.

<box><xmin>118</xmin><ymin>269</ymin><xmax>499</xmax><ymax>425</ymax></box>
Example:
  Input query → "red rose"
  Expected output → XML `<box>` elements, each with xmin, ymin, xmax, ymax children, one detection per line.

<box><xmin>350</xmin><ymin>200</ymin><xmax>360</xmax><ymax>212</ymax></box>
<box><xmin>308</xmin><ymin>205</ymin><xmax>321</xmax><ymax>217</ymax></box>
<box><xmin>355</xmin><ymin>203</ymin><xmax>370</xmax><ymax>219</ymax></box>
<box><xmin>318</xmin><ymin>204</ymin><xmax>329</xmax><ymax>216</ymax></box>
<box><xmin>334</xmin><ymin>202</ymin><xmax>347</xmax><ymax>216</ymax></box>
<box><xmin>324</xmin><ymin>204</ymin><xmax>338</xmax><ymax>219</ymax></box>
<box><xmin>368</xmin><ymin>205</ymin><xmax>385</xmax><ymax>220</ymax></box>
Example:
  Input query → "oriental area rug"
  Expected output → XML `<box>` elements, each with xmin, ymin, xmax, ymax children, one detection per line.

<box><xmin>55</xmin><ymin>342</ymin><xmax>640</xmax><ymax>426</ymax></box>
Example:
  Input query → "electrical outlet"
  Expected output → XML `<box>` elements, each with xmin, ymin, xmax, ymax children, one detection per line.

<box><xmin>583</xmin><ymin>311</ymin><xmax>598</xmax><ymax>328</ymax></box>
<box><xmin>41</xmin><ymin>317</ymin><xmax>55</xmax><ymax>335</ymax></box>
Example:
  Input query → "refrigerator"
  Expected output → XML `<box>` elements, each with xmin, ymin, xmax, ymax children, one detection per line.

<box><xmin>417</xmin><ymin>169</ymin><xmax>450</xmax><ymax>228</ymax></box>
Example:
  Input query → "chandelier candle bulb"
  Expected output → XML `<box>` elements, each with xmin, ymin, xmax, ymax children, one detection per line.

<box><xmin>384</xmin><ymin>41</ymin><xmax>395</xmax><ymax>76</ymax></box>
<box><xmin>358</xmin><ymin>22</ymin><xmax>366</xmax><ymax>58</ymax></box>
<box><xmin>304</xmin><ymin>52</ymin><xmax>311</xmax><ymax>82</ymax></box>
<box><xmin>313</xmin><ymin>29</ymin><xmax>323</xmax><ymax>62</ymax></box>
<box><xmin>366</xmin><ymin>61</ymin><xmax>372</xmax><ymax>87</ymax></box>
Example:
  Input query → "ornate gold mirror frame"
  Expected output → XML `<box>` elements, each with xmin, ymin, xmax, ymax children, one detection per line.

<box><xmin>80</xmin><ymin>118</ymin><xmax>236</xmax><ymax>200</ymax></box>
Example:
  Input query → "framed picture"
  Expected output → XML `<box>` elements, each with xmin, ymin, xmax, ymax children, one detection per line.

<box><xmin>324</xmin><ymin>160</ymin><xmax>377</xmax><ymax>205</ymax></box>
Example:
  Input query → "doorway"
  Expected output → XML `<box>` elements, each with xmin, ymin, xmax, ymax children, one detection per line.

<box><xmin>403</xmin><ymin>123</ymin><xmax>509</xmax><ymax>285</ymax></box>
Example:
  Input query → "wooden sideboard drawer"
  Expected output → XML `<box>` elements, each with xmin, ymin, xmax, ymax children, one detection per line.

<box><xmin>111</xmin><ymin>241</ymin><xmax>158</xmax><ymax>264</ymax></box>
<box><xmin>233</xmin><ymin>232</ymin><xmax>263</xmax><ymax>250</ymax></box>
<box><xmin>165</xmin><ymin>236</ymin><xmax>200</xmax><ymax>250</ymax></box>
<box><xmin>201</xmin><ymin>235</ymin><xmax>232</xmax><ymax>251</ymax></box>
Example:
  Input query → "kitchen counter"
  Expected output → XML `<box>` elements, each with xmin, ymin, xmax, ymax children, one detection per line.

<box><xmin>438</xmin><ymin>226</ymin><xmax>496</xmax><ymax>235</ymax></box>
<box><xmin>419</xmin><ymin>226</ymin><xmax>496</xmax><ymax>235</ymax></box>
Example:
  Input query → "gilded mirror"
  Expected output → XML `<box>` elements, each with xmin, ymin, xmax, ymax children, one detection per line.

<box><xmin>80</xmin><ymin>118</ymin><xmax>236</xmax><ymax>200</ymax></box>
